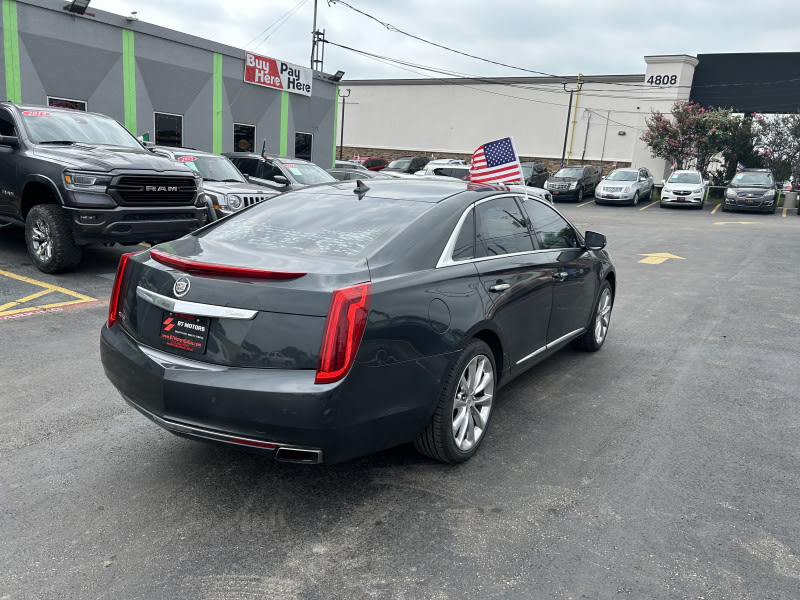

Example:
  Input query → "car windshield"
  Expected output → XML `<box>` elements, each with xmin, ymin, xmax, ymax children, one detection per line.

<box><xmin>668</xmin><ymin>172</ymin><xmax>702</xmax><ymax>184</ymax></box>
<box><xmin>281</xmin><ymin>162</ymin><xmax>336</xmax><ymax>185</ymax></box>
<box><xmin>554</xmin><ymin>168</ymin><xmax>584</xmax><ymax>178</ymax></box>
<box><xmin>21</xmin><ymin>109</ymin><xmax>142</xmax><ymax>148</ymax></box>
<box><xmin>731</xmin><ymin>172</ymin><xmax>774</xmax><ymax>186</ymax></box>
<box><xmin>606</xmin><ymin>170</ymin><xmax>637</xmax><ymax>181</ymax></box>
<box><xmin>522</xmin><ymin>165</ymin><xmax>534</xmax><ymax>178</ymax></box>
<box><xmin>175</xmin><ymin>154</ymin><xmax>245</xmax><ymax>182</ymax></box>
<box><xmin>388</xmin><ymin>159</ymin><xmax>411</xmax><ymax>170</ymax></box>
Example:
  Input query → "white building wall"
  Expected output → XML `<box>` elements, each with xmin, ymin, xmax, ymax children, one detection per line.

<box><xmin>339</xmin><ymin>55</ymin><xmax>700</xmax><ymax>173</ymax></box>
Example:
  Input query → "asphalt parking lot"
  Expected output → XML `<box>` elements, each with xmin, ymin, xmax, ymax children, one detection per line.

<box><xmin>1</xmin><ymin>200</ymin><xmax>799</xmax><ymax>599</ymax></box>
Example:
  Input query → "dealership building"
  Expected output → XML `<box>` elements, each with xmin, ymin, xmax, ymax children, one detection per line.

<box><xmin>2</xmin><ymin>1</ymin><xmax>798</xmax><ymax>180</ymax></box>
<box><xmin>0</xmin><ymin>0</ymin><xmax>340</xmax><ymax>165</ymax></box>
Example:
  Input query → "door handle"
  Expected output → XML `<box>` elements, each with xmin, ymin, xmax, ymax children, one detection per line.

<box><xmin>552</xmin><ymin>271</ymin><xmax>568</xmax><ymax>281</ymax></box>
<box><xmin>488</xmin><ymin>283</ymin><xmax>511</xmax><ymax>292</ymax></box>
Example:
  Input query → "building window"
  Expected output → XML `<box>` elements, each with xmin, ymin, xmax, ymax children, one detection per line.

<box><xmin>234</xmin><ymin>123</ymin><xmax>256</xmax><ymax>153</ymax></box>
<box><xmin>154</xmin><ymin>112</ymin><xmax>183</xmax><ymax>147</ymax></box>
<box><xmin>295</xmin><ymin>132</ymin><xmax>312</xmax><ymax>161</ymax></box>
<box><xmin>47</xmin><ymin>97</ymin><xmax>86</xmax><ymax>111</ymax></box>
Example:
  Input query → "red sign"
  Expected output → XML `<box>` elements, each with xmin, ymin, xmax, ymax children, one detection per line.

<box><xmin>177</xmin><ymin>155</ymin><xmax>197</xmax><ymax>162</ymax></box>
<box><xmin>22</xmin><ymin>111</ymin><xmax>50</xmax><ymax>117</ymax></box>
<box><xmin>243</xmin><ymin>52</ymin><xmax>312</xmax><ymax>97</ymax></box>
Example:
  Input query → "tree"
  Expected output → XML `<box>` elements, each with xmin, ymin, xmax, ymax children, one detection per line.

<box><xmin>640</xmin><ymin>102</ymin><xmax>738</xmax><ymax>179</ymax></box>
<box><xmin>751</xmin><ymin>112</ymin><xmax>800</xmax><ymax>182</ymax></box>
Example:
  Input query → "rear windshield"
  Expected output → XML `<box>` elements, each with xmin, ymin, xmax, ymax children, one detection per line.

<box><xmin>200</xmin><ymin>191</ymin><xmax>426</xmax><ymax>259</ymax></box>
<box><xmin>388</xmin><ymin>159</ymin><xmax>411</xmax><ymax>170</ymax></box>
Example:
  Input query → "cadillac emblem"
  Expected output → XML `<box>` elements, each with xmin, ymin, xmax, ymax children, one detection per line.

<box><xmin>173</xmin><ymin>277</ymin><xmax>191</xmax><ymax>298</ymax></box>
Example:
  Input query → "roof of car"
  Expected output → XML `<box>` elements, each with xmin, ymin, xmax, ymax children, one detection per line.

<box><xmin>223</xmin><ymin>152</ymin><xmax>316</xmax><ymax>165</ymax></box>
<box><xmin>151</xmin><ymin>145</ymin><xmax>215</xmax><ymax>156</ymax></box>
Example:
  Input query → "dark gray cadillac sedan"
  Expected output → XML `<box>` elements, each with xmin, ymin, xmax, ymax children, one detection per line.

<box><xmin>100</xmin><ymin>178</ymin><xmax>615</xmax><ymax>464</ymax></box>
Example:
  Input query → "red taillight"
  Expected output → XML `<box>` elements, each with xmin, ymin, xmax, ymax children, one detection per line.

<box><xmin>107</xmin><ymin>251</ymin><xmax>138</xmax><ymax>328</ymax></box>
<box><xmin>315</xmin><ymin>282</ymin><xmax>371</xmax><ymax>384</ymax></box>
<box><xmin>150</xmin><ymin>248</ymin><xmax>306</xmax><ymax>280</ymax></box>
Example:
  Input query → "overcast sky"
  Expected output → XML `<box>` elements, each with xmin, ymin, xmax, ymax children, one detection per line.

<box><xmin>88</xmin><ymin>0</ymin><xmax>800</xmax><ymax>80</ymax></box>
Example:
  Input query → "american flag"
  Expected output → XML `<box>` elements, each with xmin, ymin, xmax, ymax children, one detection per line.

<box><xmin>469</xmin><ymin>137</ymin><xmax>524</xmax><ymax>184</ymax></box>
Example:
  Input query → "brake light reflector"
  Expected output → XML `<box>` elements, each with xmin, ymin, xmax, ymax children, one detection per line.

<box><xmin>315</xmin><ymin>283</ymin><xmax>371</xmax><ymax>384</ymax></box>
<box><xmin>150</xmin><ymin>248</ymin><xmax>306</xmax><ymax>280</ymax></box>
<box><xmin>108</xmin><ymin>251</ymin><xmax>138</xmax><ymax>327</ymax></box>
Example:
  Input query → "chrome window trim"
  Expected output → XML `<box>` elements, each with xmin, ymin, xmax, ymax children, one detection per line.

<box><xmin>436</xmin><ymin>193</ymin><xmax>581</xmax><ymax>269</ymax></box>
<box><xmin>136</xmin><ymin>286</ymin><xmax>257</xmax><ymax>320</ymax></box>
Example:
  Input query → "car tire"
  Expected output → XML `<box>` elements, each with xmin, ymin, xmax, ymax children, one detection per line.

<box><xmin>576</xmin><ymin>187</ymin><xmax>584</xmax><ymax>202</ymax></box>
<box><xmin>573</xmin><ymin>281</ymin><xmax>613</xmax><ymax>352</ymax></box>
<box><xmin>631</xmin><ymin>191</ymin><xmax>640</xmax><ymax>206</ymax></box>
<box><xmin>697</xmin><ymin>200</ymin><xmax>705</xmax><ymax>210</ymax></box>
<box><xmin>414</xmin><ymin>339</ymin><xmax>496</xmax><ymax>464</ymax></box>
<box><xmin>648</xmin><ymin>185</ymin><xmax>654</xmax><ymax>199</ymax></box>
<box><xmin>25</xmin><ymin>204</ymin><xmax>82</xmax><ymax>274</ymax></box>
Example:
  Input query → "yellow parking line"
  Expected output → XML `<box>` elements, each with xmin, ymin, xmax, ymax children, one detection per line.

<box><xmin>0</xmin><ymin>288</ymin><xmax>54</xmax><ymax>312</ymax></box>
<box><xmin>577</xmin><ymin>199</ymin><xmax>594</xmax><ymax>207</ymax></box>
<box><xmin>0</xmin><ymin>268</ymin><xmax>96</xmax><ymax>317</ymax></box>
<box><xmin>782</xmin><ymin>207</ymin><xmax>788</xmax><ymax>217</ymax></box>
<box><xmin>640</xmin><ymin>200</ymin><xmax>659</xmax><ymax>211</ymax></box>
<box><xmin>711</xmin><ymin>203</ymin><xmax>721</xmax><ymax>214</ymax></box>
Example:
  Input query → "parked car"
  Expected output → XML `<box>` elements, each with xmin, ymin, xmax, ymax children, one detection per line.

<box><xmin>415</xmin><ymin>162</ymin><xmax>471</xmax><ymax>180</ymax></box>
<box><xmin>722</xmin><ymin>168</ymin><xmax>777</xmax><ymax>213</ymax></box>
<box><xmin>224</xmin><ymin>152</ymin><xmax>335</xmax><ymax>192</ymax></box>
<box><xmin>355</xmin><ymin>157</ymin><xmax>389</xmax><ymax>171</ymax></box>
<box><xmin>544</xmin><ymin>165</ymin><xmax>602</xmax><ymax>201</ymax></box>
<box><xmin>150</xmin><ymin>147</ymin><xmax>278</xmax><ymax>217</ymax></box>
<box><xmin>594</xmin><ymin>167</ymin><xmax>654</xmax><ymax>206</ymax></box>
<box><xmin>383</xmin><ymin>156</ymin><xmax>429</xmax><ymax>174</ymax></box>
<box><xmin>0</xmin><ymin>103</ymin><xmax>207</xmax><ymax>273</ymax></box>
<box><xmin>327</xmin><ymin>168</ymin><xmax>382</xmax><ymax>181</ymax></box>
<box><xmin>101</xmin><ymin>178</ymin><xmax>616</xmax><ymax>464</ymax></box>
<box><xmin>521</xmin><ymin>161</ymin><xmax>549</xmax><ymax>188</ymax></box>
<box><xmin>335</xmin><ymin>160</ymin><xmax>369</xmax><ymax>171</ymax></box>
<box><xmin>660</xmin><ymin>170</ymin><xmax>707</xmax><ymax>209</ymax></box>
<box><xmin>504</xmin><ymin>184</ymin><xmax>554</xmax><ymax>204</ymax></box>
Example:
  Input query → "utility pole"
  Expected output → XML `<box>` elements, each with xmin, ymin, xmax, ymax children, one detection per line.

<box><xmin>560</xmin><ymin>74</ymin><xmax>584</xmax><ymax>167</ymax></box>
<box><xmin>338</xmin><ymin>88</ymin><xmax>351</xmax><ymax>160</ymax></box>
<box><xmin>310</xmin><ymin>0</ymin><xmax>324</xmax><ymax>71</ymax></box>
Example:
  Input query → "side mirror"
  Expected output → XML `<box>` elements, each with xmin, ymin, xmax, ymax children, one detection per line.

<box><xmin>0</xmin><ymin>134</ymin><xmax>19</xmax><ymax>147</ymax></box>
<box><xmin>601</xmin><ymin>175</ymin><xmax>606</xmax><ymax>180</ymax></box>
<box><xmin>584</xmin><ymin>230</ymin><xmax>606</xmax><ymax>251</ymax></box>
<box><xmin>273</xmin><ymin>174</ymin><xmax>289</xmax><ymax>185</ymax></box>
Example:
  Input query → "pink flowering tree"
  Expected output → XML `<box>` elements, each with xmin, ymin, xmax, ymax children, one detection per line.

<box><xmin>640</xmin><ymin>102</ymin><xmax>735</xmax><ymax>178</ymax></box>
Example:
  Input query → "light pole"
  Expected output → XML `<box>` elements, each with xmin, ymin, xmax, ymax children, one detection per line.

<box><xmin>338</xmin><ymin>88</ymin><xmax>351</xmax><ymax>160</ymax></box>
<box><xmin>560</xmin><ymin>75</ymin><xmax>583</xmax><ymax>167</ymax></box>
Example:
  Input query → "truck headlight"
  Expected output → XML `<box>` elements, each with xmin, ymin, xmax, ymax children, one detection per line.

<box><xmin>63</xmin><ymin>171</ymin><xmax>112</xmax><ymax>193</ymax></box>
<box><xmin>227</xmin><ymin>194</ymin><xmax>243</xmax><ymax>210</ymax></box>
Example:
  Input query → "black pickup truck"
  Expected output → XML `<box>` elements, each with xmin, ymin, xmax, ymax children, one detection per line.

<box><xmin>0</xmin><ymin>103</ymin><xmax>209</xmax><ymax>273</ymax></box>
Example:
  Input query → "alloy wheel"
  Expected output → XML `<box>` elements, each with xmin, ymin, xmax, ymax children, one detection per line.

<box><xmin>451</xmin><ymin>355</ymin><xmax>494</xmax><ymax>451</ymax></box>
<box><xmin>594</xmin><ymin>287</ymin><xmax>613</xmax><ymax>344</ymax></box>
<box><xmin>30</xmin><ymin>217</ymin><xmax>53</xmax><ymax>262</ymax></box>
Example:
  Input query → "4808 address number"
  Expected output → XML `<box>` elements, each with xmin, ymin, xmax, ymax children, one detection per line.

<box><xmin>647</xmin><ymin>74</ymin><xmax>677</xmax><ymax>85</ymax></box>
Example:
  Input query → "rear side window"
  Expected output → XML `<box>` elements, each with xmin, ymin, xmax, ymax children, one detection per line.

<box><xmin>233</xmin><ymin>158</ymin><xmax>258</xmax><ymax>177</ymax></box>
<box><xmin>256</xmin><ymin>161</ymin><xmax>283</xmax><ymax>181</ymax></box>
<box><xmin>522</xmin><ymin>199</ymin><xmax>579</xmax><ymax>250</ymax></box>
<box><xmin>475</xmin><ymin>197</ymin><xmax>535</xmax><ymax>258</ymax></box>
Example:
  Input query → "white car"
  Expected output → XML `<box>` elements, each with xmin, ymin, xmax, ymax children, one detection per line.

<box><xmin>415</xmin><ymin>161</ymin><xmax>471</xmax><ymax>180</ymax></box>
<box><xmin>660</xmin><ymin>170</ymin><xmax>707</xmax><ymax>209</ymax></box>
<box><xmin>594</xmin><ymin>167</ymin><xmax>654</xmax><ymax>206</ymax></box>
<box><xmin>505</xmin><ymin>184</ymin><xmax>553</xmax><ymax>204</ymax></box>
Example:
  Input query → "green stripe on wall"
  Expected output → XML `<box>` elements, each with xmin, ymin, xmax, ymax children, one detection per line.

<box><xmin>122</xmin><ymin>29</ymin><xmax>136</xmax><ymax>135</ymax></box>
<box><xmin>280</xmin><ymin>91</ymin><xmax>289</xmax><ymax>156</ymax></box>
<box><xmin>212</xmin><ymin>53</ymin><xmax>222</xmax><ymax>154</ymax></box>
<box><xmin>332</xmin><ymin>86</ymin><xmax>339</xmax><ymax>167</ymax></box>
<box><xmin>2</xmin><ymin>0</ymin><xmax>21</xmax><ymax>103</ymax></box>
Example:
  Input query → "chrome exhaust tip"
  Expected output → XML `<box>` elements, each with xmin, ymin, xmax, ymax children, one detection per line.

<box><xmin>275</xmin><ymin>447</ymin><xmax>323</xmax><ymax>464</ymax></box>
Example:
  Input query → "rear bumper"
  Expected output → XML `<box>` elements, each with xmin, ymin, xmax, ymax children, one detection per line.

<box><xmin>100</xmin><ymin>324</ymin><xmax>453</xmax><ymax>463</ymax></box>
<box><xmin>66</xmin><ymin>205</ymin><xmax>208</xmax><ymax>245</ymax></box>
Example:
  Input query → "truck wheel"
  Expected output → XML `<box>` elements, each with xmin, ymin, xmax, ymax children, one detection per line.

<box><xmin>25</xmin><ymin>204</ymin><xmax>82</xmax><ymax>273</ymax></box>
